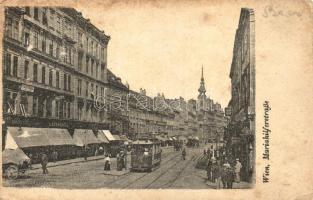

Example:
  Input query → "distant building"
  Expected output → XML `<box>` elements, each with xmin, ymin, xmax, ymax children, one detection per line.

<box><xmin>225</xmin><ymin>8</ymin><xmax>255</xmax><ymax>182</ymax></box>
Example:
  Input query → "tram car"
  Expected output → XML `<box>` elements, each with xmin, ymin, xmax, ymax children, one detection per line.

<box><xmin>130</xmin><ymin>140</ymin><xmax>162</xmax><ymax>172</ymax></box>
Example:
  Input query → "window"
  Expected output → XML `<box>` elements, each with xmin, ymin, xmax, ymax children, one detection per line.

<box><xmin>56</xmin><ymin>15</ymin><xmax>61</xmax><ymax>33</ymax></box>
<box><xmin>42</xmin><ymin>35</ymin><xmax>46</xmax><ymax>52</ymax></box>
<box><xmin>96</xmin><ymin>64</ymin><xmax>99</xmax><ymax>79</ymax></box>
<box><xmin>25</xmin><ymin>7</ymin><xmax>30</xmax><ymax>16</ymax></box>
<box><xmin>24</xmin><ymin>60</ymin><xmax>29</xmax><ymax>79</ymax></box>
<box><xmin>5</xmin><ymin>18</ymin><xmax>12</xmax><ymax>38</ymax></box>
<box><xmin>33</xmin><ymin>31</ymin><xmax>38</xmax><ymax>49</ymax></box>
<box><xmin>55</xmin><ymin>100</ymin><xmax>59</xmax><ymax>118</ymax></box>
<box><xmin>91</xmin><ymin>83</ymin><xmax>94</xmax><ymax>98</ymax></box>
<box><xmin>69</xmin><ymin>48</ymin><xmax>72</xmax><ymax>64</ymax></box>
<box><xmin>33</xmin><ymin>63</ymin><xmax>38</xmax><ymax>82</ymax></box>
<box><xmin>42</xmin><ymin>66</ymin><xmax>46</xmax><ymax>84</ymax></box>
<box><xmin>86</xmin><ymin>81</ymin><xmax>89</xmax><ymax>97</ymax></box>
<box><xmin>20</xmin><ymin>94</ymin><xmax>28</xmax><ymax>115</ymax></box>
<box><xmin>12</xmin><ymin>56</ymin><xmax>18</xmax><ymax>77</ymax></box>
<box><xmin>56</xmin><ymin>43</ymin><xmax>60</xmax><ymax>58</ymax></box>
<box><xmin>38</xmin><ymin>96</ymin><xmax>44</xmax><ymax>117</ymax></box>
<box><xmin>33</xmin><ymin>96</ymin><xmax>38</xmax><ymax>116</ymax></box>
<box><xmin>101</xmin><ymin>64</ymin><xmax>105</xmax><ymax>80</ymax></box>
<box><xmin>78</xmin><ymin>32</ymin><xmax>83</xmax><ymax>47</ymax></box>
<box><xmin>67</xmin><ymin>102</ymin><xmax>71</xmax><ymax>118</ymax></box>
<box><xmin>42</xmin><ymin>8</ymin><xmax>48</xmax><ymax>26</ymax></box>
<box><xmin>46</xmin><ymin>98</ymin><xmax>52</xmax><ymax>117</ymax></box>
<box><xmin>34</xmin><ymin>8</ymin><xmax>39</xmax><ymax>20</ymax></box>
<box><xmin>64</xmin><ymin>74</ymin><xmax>67</xmax><ymax>90</ymax></box>
<box><xmin>68</xmin><ymin>75</ymin><xmax>71</xmax><ymax>91</ymax></box>
<box><xmin>56</xmin><ymin>71</ymin><xmax>59</xmax><ymax>88</ymax></box>
<box><xmin>49</xmin><ymin>69</ymin><xmax>53</xmax><ymax>86</ymax></box>
<box><xmin>5</xmin><ymin>53</ymin><xmax>11</xmax><ymax>75</ymax></box>
<box><xmin>13</xmin><ymin>20</ymin><xmax>19</xmax><ymax>40</ymax></box>
<box><xmin>91</xmin><ymin>59</ymin><xmax>94</xmax><ymax>76</ymax></box>
<box><xmin>101</xmin><ymin>47</ymin><xmax>104</xmax><ymax>60</ymax></box>
<box><xmin>24</xmin><ymin>30</ymin><xmax>30</xmax><ymax>47</ymax></box>
<box><xmin>78</xmin><ymin>52</ymin><xmax>83</xmax><ymax>71</ymax></box>
<box><xmin>86</xmin><ymin>38</ymin><xmax>89</xmax><ymax>52</ymax></box>
<box><xmin>95</xmin><ymin>44</ymin><xmax>98</xmax><ymax>58</ymax></box>
<box><xmin>101</xmin><ymin>87</ymin><xmax>104</xmax><ymax>97</ymax></box>
<box><xmin>49</xmin><ymin>40</ymin><xmax>53</xmax><ymax>56</ymax></box>
<box><xmin>77</xmin><ymin>79</ymin><xmax>82</xmax><ymax>95</ymax></box>
<box><xmin>86</xmin><ymin>57</ymin><xmax>89</xmax><ymax>74</ymax></box>
<box><xmin>91</xmin><ymin>41</ymin><xmax>94</xmax><ymax>55</ymax></box>
<box><xmin>49</xmin><ymin>9</ymin><xmax>54</xmax><ymax>24</ymax></box>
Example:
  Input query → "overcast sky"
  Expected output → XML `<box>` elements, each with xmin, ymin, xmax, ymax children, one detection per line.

<box><xmin>76</xmin><ymin>1</ymin><xmax>242</xmax><ymax>108</ymax></box>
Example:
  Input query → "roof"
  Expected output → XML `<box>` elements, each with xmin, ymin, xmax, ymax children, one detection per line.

<box><xmin>73</xmin><ymin>129</ymin><xmax>101</xmax><ymax>146</ymax></box>
<box><xmin>101</xmin><ymin>130</ymin><xmax>116</xmax><ymax>141</ymax></box>
<box><xmin>96</xmin><ymin>130</ymin><xmax>109</xmax><ymax>144</ymax></box>
<box><xmin>8</xmin><ymin>127</ymin><xmax>74</xmax><ymax>148</ymax></box>
<box><xmin>107</xmin><ymin>69</ymin><xmax>129</xmax><ymax>91</ymax></box>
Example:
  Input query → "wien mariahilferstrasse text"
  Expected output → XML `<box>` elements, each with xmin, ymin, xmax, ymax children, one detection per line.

<box><xmin>263</xmin><ymin>101</ymin><xmax>271</xmax><ymax>183</ymax></box>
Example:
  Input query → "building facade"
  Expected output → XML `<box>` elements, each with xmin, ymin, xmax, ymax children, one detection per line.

<box><xmin>3</xmin><ymin>7</ymin><xmax>110</xmax><ymax>146</ymax></box>
<box><xmin>225</xmin><ymin>8</ymin><xmax>255</xmax><ymax>182</ymax></box>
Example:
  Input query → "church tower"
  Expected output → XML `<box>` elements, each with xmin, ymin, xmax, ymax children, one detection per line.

<box><xmin>198</xmin><ymin>66</ymin><xmax>207</xmax><ymax>109</ymax></box>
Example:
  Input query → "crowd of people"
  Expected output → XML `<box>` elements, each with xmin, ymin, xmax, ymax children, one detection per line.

<box><xmin>204</xmin><ymin>148</ymin><xmax>242</xmax><ymax>189</ymax></box>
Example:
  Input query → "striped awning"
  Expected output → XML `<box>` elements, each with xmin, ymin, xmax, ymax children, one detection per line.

<box><xmin>73</xmin><ymin>129</ymin><xmax>101</xmax><ymax>146</ymax></box>
<box><xmin>8</xmin><ymin>127</ymin><xmax>74</xmax><ymax>148</ymax></box>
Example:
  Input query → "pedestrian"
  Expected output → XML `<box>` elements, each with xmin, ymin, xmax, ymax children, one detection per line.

<box><xmin>104</xmin><ymin>154</ymin><xmax>111</xmax><ymax>171</ymax></box>
<box><xmin>182</xmin><ymin>148</ymin><xmax>186</xmax><ymax>160</ymax></box>
<box><xmin>52</xmin><ymin>150</ymin><xmax>58</xmax><ymax>163</ymax></box>
<box><xmin>124</xmin><ymin>149</ymin><xmax>127</xmax><ymax>170</ymax></box>
<box><xmin>28</xmin><ymin>153</ymin><xmax>33</xmax><ymax>169</ymax></box>
<box><xmin>99</xmin><ymin>146</ymin><xmax>104</xmax><ymax>155</ymax></box>
<box><xmin>95</xmin><ymin>148</ymin><xmax>99</xmax><ymax>156</ymax></box>
<box><xmin>83</xmin><ymin>145</ymin><xmax>89</xmax><ymax>161</ymax></box>
<box><xmin>221</xmin><ymin>160</ymin><xmax>234</xmax><ymax>189</ymax></box>
<box><xmin>40</xmin><ymin>152</ymin><xmax>49</xmax><ymax>174</ymax></box>
<box><xmin>117</xmin><ymin>152</ymin><xmax>122</xmax><ymax>171</ymax></box>
<box><xmin>203</xmin><ymin>149</ymin><xmax>207</xmax><ymax>155</ymax></box>
<box><xmin>235</xmin><ymin>158</ymin><xmax>242</xmax><ymax>183</ymax></box>
<box><xmin>206</xmin><ymin>157</ymin><xmax>213</xmax><ymax>181</ymax></box>
<box><xmin>211</xmin><ymin>158</ymin><xmax>221</xmax><ymax>189</ymax></box>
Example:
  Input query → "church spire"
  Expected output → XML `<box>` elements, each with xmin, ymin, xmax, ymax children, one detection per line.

<box><xmin>198</xmin><ymin>65</ymin><xmax>206</xmax><ymax>97</ymax></box>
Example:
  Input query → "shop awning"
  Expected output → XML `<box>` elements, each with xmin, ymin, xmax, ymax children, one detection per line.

<box><xmin>101</xmin><ymin>130</ymin><xmax>116</xmax><ymax>141</ymax></box>
<box><xmin>73</xmin><ymin>129</ymin><xmax>101</xmax><ymax>146</ymax></box>
<box><xmin>96</xmin><ymin>130</ymin><xmax>109</xmax><ymax>144</ymax></box>
<box><xmin>156</xmin><ymin>136</ymin><xmax>167</xmax><ymax>141</ymax></box>
<box><xmin>113</xmin><ymin>135</ymin><xmax>123</xmax><ymax>141</ymax></box>
<box><xmin>8</xmin><ymin>127</ymin><xmax>74</xmax><ymax>148</ymax></box>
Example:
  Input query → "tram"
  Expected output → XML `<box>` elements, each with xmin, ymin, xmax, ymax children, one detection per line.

<box><xmin>130</xmin><ymin>140</ymin><xmax>162</xmax><ymax>172</ymax></box>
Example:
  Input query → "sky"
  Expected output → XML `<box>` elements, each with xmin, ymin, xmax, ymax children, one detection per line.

<box><xmin>76</xmin><ymin>1</ymin><xmax>242</xmax><ymax>108</ymax></box>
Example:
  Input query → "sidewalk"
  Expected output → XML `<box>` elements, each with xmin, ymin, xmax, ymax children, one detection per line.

<box><xmin>31</xmin><ymin>154</ymin><xmax>131</xmax><ymax>176</ymax></box>
<box><xmin>30</xmin><ymin>155</ymin><xmax>105</xmax><ymax>170</ymax></box>
<box><xmin>206</xmin><ymin>180</ymin><xmax>252</xmax><ymax>189</ymax></box>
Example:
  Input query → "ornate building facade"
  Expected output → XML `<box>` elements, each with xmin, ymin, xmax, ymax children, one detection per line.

<box><xmin>225</xmin><ymin>8</ymin><xmax>255</xmax><ymax>182</ymax></box>
<box><xmin>3</xmin><ymin>6</ymin><xmax>110</xmax><ymax>145</ymax></box>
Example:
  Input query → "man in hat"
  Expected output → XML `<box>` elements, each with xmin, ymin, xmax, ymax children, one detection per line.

<box><xmin>235</xmin><ymin>158</ymin><xmax>242</xmax><ymax>183</ymax></box>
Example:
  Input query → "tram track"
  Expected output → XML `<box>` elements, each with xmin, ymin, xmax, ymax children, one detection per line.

<box><xmin>145</xmin><ymin>151</ymin><xmax>202</xmax><ymax>189</ymax></box>
<box><xmin>120</xmin><ymin>151</ymin><xmax>181</xmax><ymax>189</ymax></box>
<box><xmin>106</xmin><ymin>150</ymin><xmax>180</xmax><ymax>188</ymax></box>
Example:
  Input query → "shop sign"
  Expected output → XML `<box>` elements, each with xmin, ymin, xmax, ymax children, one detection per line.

<box><xmin>20</xmin><ymin>84</ymin><xmax>34</xmax><ymax>93</ymax></box>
